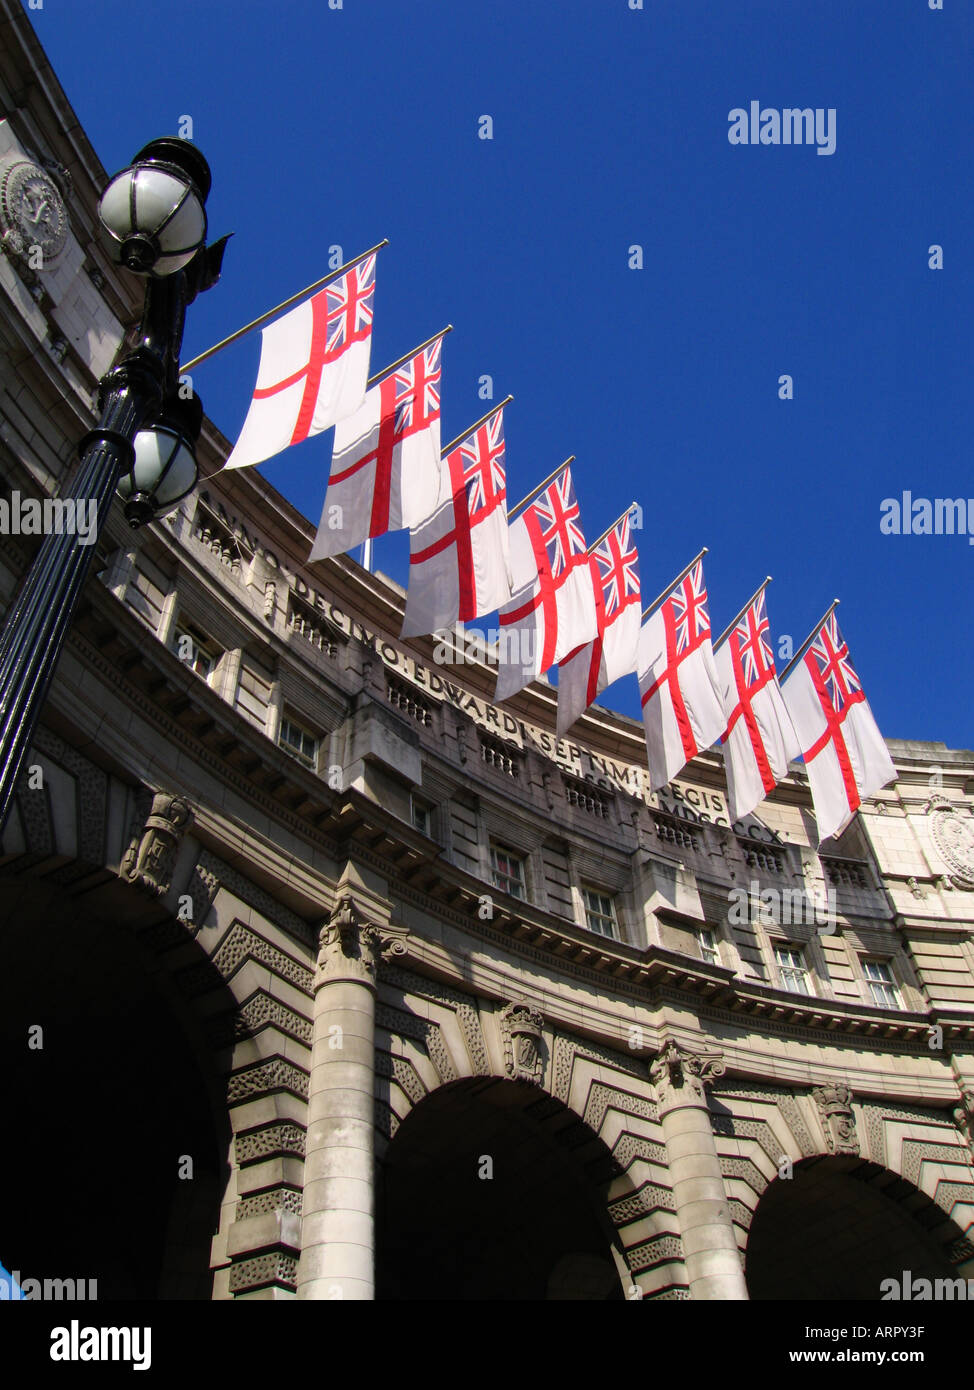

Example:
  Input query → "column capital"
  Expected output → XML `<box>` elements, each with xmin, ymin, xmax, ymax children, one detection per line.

<box><xmin>650</xmin><ymin>1035</ymin><xmax>726</xmax><ymax>1112</ymax></box>
<box><xmin>314</xmin><ymin>894</ymin><xmax>408</xmax><ymax>991</ymax></box>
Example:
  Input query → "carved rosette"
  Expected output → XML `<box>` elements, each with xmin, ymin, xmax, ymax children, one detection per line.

<box><xmin>953</xmin><ymin>1090</ymin><xmax>974</xmax><ymax>1154</ymax></box>
<box><xmin>650</xmin><ymin>1036</ymin><xmax>726</xmax><ymax>1111</ymax></box>
<box><xmin>813</xmin><ymin>1080</ymin><xmax>860</xmax><ymax>1156</ymax></box>
<box><xmin>119</xmin><ymin>793</ymin><xmax>193</xmax><ymax>896</ymax></box>
<box><xmin>314</xmin><ymin>895</ymin><xmax>407</xmax><ymax>991</ymax></box>
<box><xmin>500</xmin><ymin>1001</ymin><xmax>544</xmax><ymax>1085</ymax></box>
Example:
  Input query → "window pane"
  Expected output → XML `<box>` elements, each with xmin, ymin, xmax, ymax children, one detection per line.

<box><xmin>582</xmin><ymin>887</ymin><xmax>617</xmax><ymax>937</ymax></box>
<box><xmin>490</xmin><ymin>845</ymin><xmax>525</xmax><ymax>900</ymax></box>
<box><xmin>699</xmin><ymin>929</ymin><xmax>719</xmax><ymax>965</ymax></box>
<box><xmin>279</xmin><ymin>716</ymin><xmax>318</xmax><ymax>767</ymax></box>
<box><xmin>775</xmin><ymin>946</ymin><xmax>811</xmax><ymax>995</ymax></box>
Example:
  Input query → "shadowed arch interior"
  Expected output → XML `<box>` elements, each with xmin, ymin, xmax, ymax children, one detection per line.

<box><xmin>0</xmin><ymin>872</ymin><xmax>232</xmax><ymax>1300</ymax></box>
<box><xmin>376</xmin><ymin>1076</ymin><xmax>626</xmax><ymax>1300</ymax></box>
<box><xmin>745</xmin><ymin>1155</ymin><xmax>967</xmax><ymax>1300</ymax></box>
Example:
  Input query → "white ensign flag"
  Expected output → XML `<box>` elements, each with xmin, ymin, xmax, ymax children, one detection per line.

<box><xmin>781</xmin><ymin>608</ymin><xmax>895</xmax><ymax>842</ymax></box>
<box><xmin>309</xmin><ymin>338</ymin><xmax>444</xmax><ymax>562</ymax></box>
<box><xmin>716</xmin><ymin>586</ymin><xmax>800</xmax><ymax>823</ymax></box>
<box><xmin>638</xmin><ymin>555</ymin><xmax>725</xmax><ymax>791</ymax></box>
<box><xmin>225</xmin><ymin>253</ymin><xmax>376</xmax><ymax>472</ymax></box>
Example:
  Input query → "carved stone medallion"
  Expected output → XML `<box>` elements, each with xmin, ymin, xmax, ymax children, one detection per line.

<box><xmin>0</xmin><ymin>159</ymin><xmax>68</xmax><ymax>264</ymax></box>
<box><xmin>927</xmin><ymin>795</ymin><xmax>974</xmax><ymax>890</ymax></box>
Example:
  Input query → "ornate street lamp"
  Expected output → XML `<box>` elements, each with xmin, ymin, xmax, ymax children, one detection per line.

<box><xmin>0</xmin><ymin>138</ymin><xmax>228</xmax><ymax>830</ymax></box>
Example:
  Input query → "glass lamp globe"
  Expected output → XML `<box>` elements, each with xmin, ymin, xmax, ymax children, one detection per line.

<box><xmin>98</xmin><ymin>138</ymin><xmax>210</xmax><ymax>277</ymax></box>
<box><xmin>117</xmin><ymin>423</ymin><xmax>199</xmax><ymax>527</ymax></box>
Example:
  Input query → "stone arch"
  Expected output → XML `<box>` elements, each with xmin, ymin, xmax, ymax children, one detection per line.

<box><xmin>374</xmin><ymin>966</ymin><xmax>687</xmax><ymax>1297</ymax></box>
<box><xmin>708</xmin><ymin>1081</ymin><xmax>974</xmax><ymax>1285</ymax></box>
<box><xmin>375</xmin><ymin>1075</ymin><xmax>631</xmax><ymax>1299</ymax></box>
<box><xmin>3</xmin><ymin>742</ymin><xmax>323</xmax><ymax>1298</ymax></box>
<box><xmin>0</xmin><ymin>866</ymin><xmax>239</xmax><ymax>1298</ymax></box>
<box><xmin>743</xmin><ymin>1155</ymin><xmax>973</xmax><ymax>1299</ymax></box>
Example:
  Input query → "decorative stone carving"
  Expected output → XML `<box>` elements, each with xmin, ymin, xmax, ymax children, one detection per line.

<box><xmin>500</xmin><ymin>1000</ymin><xmax>544</xmax><ymax>1085</ymax></box>
<box><xmin>926</xmin><ymin>794</ymin><xmax>974</xmax><ymax>890</ymax></box>
<box><xmin>0</xmin><ymin>157</ymin><xmax>68</xmax><ymax>265</ymax></box>
<box><xmin>263</xmin><ymin>580</ymin><xmax>277</xmax><ymax>624</ymax></box>
<box><xmin>812</xmin><ymin>1080</ymin><xmax>860</xmax><ymax>1155</ymax></box>
<box><xmin>953</xmin><ymin>1090</ymin><xmax>974</xmax><ymax>1153</ymax></box>
<box><xmin>907</xmin><ymin>876</ymin><xmax>926</xmax><ymax>900</ymax></box>
<box><xmin>119</xmin><ymin>792</ymin><xmax>193</xmax><ymax>896</ymax></box>
<box><xmin>650</xmin><ymin>1036</ymin><xmax>725</xmax><ymax>1108</ymax></box>
<box><xmin>315</xmin><ymin>895</ymin><xmax>407</xmax><ymax>990</ymax></box>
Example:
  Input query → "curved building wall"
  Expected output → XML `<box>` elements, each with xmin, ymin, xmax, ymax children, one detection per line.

<box><xmin>0</xmin><ymin>0</ymin><xmax>972</xmax><ymax>1301</ymax></box>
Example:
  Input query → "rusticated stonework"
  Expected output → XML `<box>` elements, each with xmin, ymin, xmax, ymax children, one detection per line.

<box><xmin>228</xmin><ymin>1252</ymin><xmax>298</xmax><ymax>1294</ymax></box>
<box><xmin>234</xmin><ymin>1122</ymin><xmax>306</xmax><ymax>1166</ymax></box>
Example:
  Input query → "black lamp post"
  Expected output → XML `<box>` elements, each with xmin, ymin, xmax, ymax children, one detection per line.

<box><xmin>0</xmin><ymin>138</ymin><xmax>228</xmax><ymax>830</ymax></box>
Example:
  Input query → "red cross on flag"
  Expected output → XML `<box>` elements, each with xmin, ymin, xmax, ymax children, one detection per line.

<box><xmin>715</xmin><ymin>583</ymin><xmax>801</xmax><ymax>822</ymax></box>
<box><xmin>781</xmin><ymin>605</ymin><xmax>895</xmax><ymax>842</ymax></box>
<box><xmin>556</xmin><ymin>511</ymin><xmax>641</xmax><ymax>735</ymax></box>
<box><xmin>225</xmin><ymin>252</ymin><xmax>376</xmax><ymax>472</ymax></box>
<box><xmin>401</xmin><ymin>403</ymin><xmax>512</xmax><ymax>638</ymax></box>
<box><xmin>638</xmin><ymin>552</ymin><xmax>725</xmax><ymax>791</ymax></box>
<box><xmin>494</xmin><ymin>466</ymin><xmax>599</xmax><ymax>702</ymax></box>
<box><xmin>309</xmin><ymin>334</ymin><xmax>445</xmax><ymax>562</ymax></box>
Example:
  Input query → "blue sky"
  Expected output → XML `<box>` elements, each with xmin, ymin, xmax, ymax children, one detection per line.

<box><xmin>29</xmin><ymin>0</ymin><xmax>973</xmax><ymax>747</ymax></box>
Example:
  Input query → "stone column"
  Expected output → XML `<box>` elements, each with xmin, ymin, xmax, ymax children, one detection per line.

<box><xmin>650</xmin><ymin>1037</ymin><xmax>748</xmax><ymax>1300</ymax></box>
<box><xmin>296</xmin><ymin>895</ymin><xmax>405</xmax><ymax>1300</ymax></box>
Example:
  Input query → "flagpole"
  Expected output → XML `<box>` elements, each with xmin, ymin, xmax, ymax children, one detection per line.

<box><xmin>640</xmin><ymin>547</ymin><xmax>708</xmax><ymax>622</ymax></box>
<box><xmin>587</xmin><ymin>502</ymin><xmax>638</xmax><ymax>555</ymax></box>
<box><xmin>367</xmin><ymin>326</ymin><xmax>453</xmax><ymax>387</ymax></box>
<box><xmin>440</xmin><ymin>395</ymin><xmax>513</xmax><ymax>457</ymax></box>
<box><xmin>362</xmin><ymin>538</ymin><xmax>373</xmax><ymax>573</ymax></box>
<box><xmin>179</xmin><ymin>240</ymin><xmax>389</xmax><ymax>373</ymax></box>
<box><xmin>713</xmin><ymin>576</ymin><xmax>773</xmax><ymax>651</ymax></box>
<box><xmin>508</xmin><ymin>458</ymin><xmax>575</xmax><ymax>520</ymax></box>
<box><xmin>779</xmin><ymin>599</ymin><xmax>841</xmax><ymax>681</ymax></box>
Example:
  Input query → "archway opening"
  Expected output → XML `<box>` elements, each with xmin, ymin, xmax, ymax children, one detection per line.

<box><xmin>746</xmin><ymin>1156</ymin><xmax>964</xmax><ymax>1300</ymax></box>
<box><xmin>0</xmin><ymin>875</ymin><xmax>230</xmax><ymax>1300</ymax></box>
<box><xmin>376</xmin><ymin>1077</ymin><xmax>625</xmax><ymax>1300</ymax></box>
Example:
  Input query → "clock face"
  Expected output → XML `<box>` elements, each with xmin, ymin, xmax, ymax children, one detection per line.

<box><xmin>1</xmin><ymin>160</ymin><xmax>68</xmax><ymax>264</ymax></box>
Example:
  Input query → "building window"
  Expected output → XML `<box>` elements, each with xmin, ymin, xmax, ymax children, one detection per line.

<box><xmin>774</xmin><ymin>944</ymin><xmax>812</xmax><ymax>996</ymax></box>
<box><xmin>582</xmin><ymin>886</ymin><xmax>618</xmax><ymax>938</ymax></box>
<box><xmin>279</xmin><ymin>714</ymin><xmax>318</xmax><ymax>769</ymax></box>
<box><xmin>170</xmin><ymin>622</ymin><xmax>218</xmax><ymax>682</ymax></box>
<box><xmin>490</xmin><ymin>843</ymin><xmax>525</xmax><ymax>900</ymax></box>
<box><xmin>862</xmin><ymin>958</ymin><xmax>901</xmax><ymax>1010</ymax></box>
<box><xmin>411</xmin><ymin>797</ymin><xmax>432</xmax><ymax>837</ymax></box>
<box><xmin>698</xmin><ymin>927</ymin><xmax>720</xmax><ymax>966</ymax></box>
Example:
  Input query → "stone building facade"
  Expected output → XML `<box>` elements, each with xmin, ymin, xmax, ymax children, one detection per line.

<box><xmin>1</xmin><ymin>0</ymin><xmax>973</xmax><ymax>1301</ymax></box>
